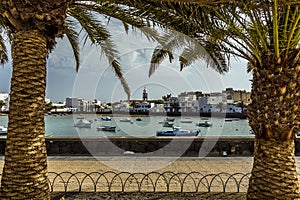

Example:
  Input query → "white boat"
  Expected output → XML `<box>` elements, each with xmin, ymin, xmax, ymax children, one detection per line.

<box><xmin>120</xmin><ymin>118</ymin><xmax>132</xmax><ymax>122</ymax></box>
<box><xmin>156</xmin><ymin>126</ymin><xmax>200</xmax><ymax>136</ymax></box>
<box><xmin>180</xmin><ymin>118</ymin><xmax>193</xmax><ymax>123</ymax></box>
<box><xmin>101</xmin><ymin>116</ymin><xmax>111</xmax><ymax>121</ymax></box>
<box><xmin>74</xmin><ymin>119</ymin><xmax>92</xmax><ymax>128</ymax></box>
<box><xmin>76</xmin><ymin>114</ymin><xmax>85</xmax><ymax>119</ymax></box>
<box><xmin>0</xmin><ymin>126</ymin><xmax>7</xmax><ymax>135</ymax></box>
<box><xmin>97</xmin><ymin>126</ymin><xmax>116</xmax><ymax>132</ymax></box>
<box><xmin>162</xmin><ymin>121</ymin><xmax>174</xmax><ymax>127</ymax></box>
<box><xmin>158</xmin><ymin>118</ymin><xmax>175</xmax><ymax>124</ymax></box>
<box><xmin>196</xmin><ymin>121</ymin><xmax>212</xmax><ymax>127</ymax></box>
<box><xmin>164</xmin><ymin>118</ymin><xmax>175</xmax><ymax>122</ymax></box>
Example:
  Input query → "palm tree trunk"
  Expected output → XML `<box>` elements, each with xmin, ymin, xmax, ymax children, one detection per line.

<box><xmin>247</xmin><ymin>137</ymin><xmax>300</xmax><ymax>199</ymax></box>
<box><xmin>247</xmin><ymin>60</ymin><xmax>300</xmax><ymax>199</ymax></box>
<box><xmin>0</xmin><ymin>30</ymin><xmax>50</xmax><ymax>199</ymax></box>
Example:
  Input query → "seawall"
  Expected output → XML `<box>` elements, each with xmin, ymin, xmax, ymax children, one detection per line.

<box><xmin>0</xmin><ymin>137</ymin><xmax>299</xmax><ymax>156</ymax></box>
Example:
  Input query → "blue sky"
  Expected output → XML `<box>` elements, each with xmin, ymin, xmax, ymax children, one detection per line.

<box><xmin>0</xmin><ymin>20</ymin><xmax>252</xmax><ymax>103</ymax></box>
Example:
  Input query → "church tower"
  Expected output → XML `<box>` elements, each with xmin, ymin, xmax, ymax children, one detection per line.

<box><xmin>142</xmin><ymin>87</ymin><xmax>148</xmax><ymax>101</ymax></box>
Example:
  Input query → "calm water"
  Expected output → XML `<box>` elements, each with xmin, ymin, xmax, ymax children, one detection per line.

<box><xmin>0</xmin><ymin>115</ymin><xmax>253</xmax><ymax>138</ymax></box>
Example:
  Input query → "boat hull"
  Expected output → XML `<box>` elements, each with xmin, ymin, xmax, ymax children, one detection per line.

<box><xmin>97</xmin><ymin>126</ymin><xmax>116</xmax><ymax>132</ymax></box>
<box><xmin>156</xmin><ymin>128</ymin><xmax>199</xmax><ymax>136</ymax></box>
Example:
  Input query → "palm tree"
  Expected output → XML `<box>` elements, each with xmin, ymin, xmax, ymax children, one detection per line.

<box><xmin>0</xmin><ymin>1</ymin><xmax>161</xmax><ymax>198</ymax></box>
<box><xmin>119</xmin><ymin>1</ymin><xmax>300</xmax><ymax>199</ymax></box>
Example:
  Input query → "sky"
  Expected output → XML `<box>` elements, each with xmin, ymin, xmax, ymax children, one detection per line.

<box><xmin>0</xmin><ymin>19</ymin><xmax>253</xmax><ymax>103</ymax></box>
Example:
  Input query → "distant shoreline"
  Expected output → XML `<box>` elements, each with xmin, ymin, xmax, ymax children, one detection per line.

<box><xmin>1</xmin><ymin>111</ymin><xmax>247</xmax><ymax>119</ymax></box>
<box><xmin>44</xmin><ymin>111</ymin><xmax>247</xmax><ymax>119</ymax></box>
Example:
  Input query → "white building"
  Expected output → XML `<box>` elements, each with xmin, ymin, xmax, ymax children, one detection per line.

<box><xmin>130</xmin><ymin>102</ymin><xmax>151</xmax><ymax>112</ymax></box>
<box><xmin>114</xmin><ymin>101</ymin><xmax>131</xmax><ymax>112</ymax></box>
<box><xmin>178</xmin><ymin>92</ymin><xmax>197</xmax><ymax>112</ymax></box>
<box><xmin>150</xmin><ymin>104</ymin><xmax>165</xmax><ymax>112</ymax></box>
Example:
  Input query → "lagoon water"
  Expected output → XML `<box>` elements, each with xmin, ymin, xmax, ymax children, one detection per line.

<box><xmin>0</xmin><ymin>114</ymin><xmax>253</xmax><ymax>138</ymax></box>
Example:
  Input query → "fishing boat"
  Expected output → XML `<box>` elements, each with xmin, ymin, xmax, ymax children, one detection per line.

<box><xmin>156</xmin><ymin>126</ymin><xmax>200</xmax><ymax>136</ymax></box>
<box><xmin>196</xmin><ymin>121</ymin><xmax>212</xmax><ymax>127</ymax></box>
<box><xmin>97</xmin><ymin>126</ymin><xmax>116</xmax><ymax>132</ymax></box>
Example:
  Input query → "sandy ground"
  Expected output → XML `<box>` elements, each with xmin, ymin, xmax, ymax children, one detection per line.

<box><xmin>46</xmin><ymin>156</ymin><xmax>253</xmax><ymax>199</ymax></box>
<box><xmin>46</xmin><ymin>156</ymin><xmax>254</xmax><ymax>174</ymax></box>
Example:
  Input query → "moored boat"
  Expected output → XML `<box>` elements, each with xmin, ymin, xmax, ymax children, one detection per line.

<box><xmin>180</xmin><ymin>118</ymin><xmax>193</xmax><ymax>123</ymax></box>
<box><xmin>196</xmin><ymin>121</ymin><xmax>212</xmax><ymax>127</ymax></box>
<box><xmin>164</xmin><ymin>118</ymin><xmax>175</xmax><ymax>122</ymax></box>
<box><xmin>162</xmin><ymin>121</ymin><xmax>174</xmax><ymax>127</ymax></box>
<box><xmin>156</xmin><ymin>126</ymin><xmax>200</xmax><ymax>136</ymax></box>
<box><xmin>159</xmin><ymin>117</ymin><xmax>176</xmax><ymax>124</ymax></box>
<box><xmin>120</xmin><ymin>118</ymin><xmax>132</xmax><ymax>122</ymax></box>
<box><xmin>0</xmin><ymin>126</ymin><xmax>7</xmax><ymax>135</ymax></box>
<box><xmin>76</xmin><ymin>114</ymin><xmax>84</xmax><ymax>119</ymax></box>
<box><xmin>97</xmin><ymin>126</ymin><xmax>116</xmax><ymax>132</ymax></box>
<box><xmin>101</xmin><ymin>116</ymin><xmax>111</xmax><ymax>121</ymax></box>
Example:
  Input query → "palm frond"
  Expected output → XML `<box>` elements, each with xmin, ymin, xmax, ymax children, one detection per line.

<box><xmin>64</xmin><ymin>20</ymin><xmax>80</xmax><ymax>72</ymax></box>
<box><xmin>0</xmin><ymin>35</ymin><xmax>8</xmax><ymax>65</ymax></box>
<box><xmin>68</xmin><ymin>5</ymin><xmax>131</xmax><ymax>99</ymax></box>
<box><xmin>149</xmin><ymin>46</ymin><xmax>174</xmax><ymax>77</ymax></box>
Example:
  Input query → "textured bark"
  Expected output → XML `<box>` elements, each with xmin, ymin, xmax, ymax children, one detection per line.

<box><xmin>247</xmin><ymin>138</ymin><xmax>300</xmax><ymax>199</ymax></box>
<box><xmin>0</xmin><ymin>30</ymin><xmax>50</xmax><ymax>199</ymax></box>
<box><xmin>247</xmin><ymin>57</ymin><xmax>300</xmax><ymax>199</ymax></box>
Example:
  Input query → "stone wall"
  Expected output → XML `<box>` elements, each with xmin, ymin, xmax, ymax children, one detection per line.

<box><xmin>0</xmin><ymin>137</ymin><xmax>299</xmax><ymax>156</ymax></box>
<box><xmin>44</xmin><ymin>137</ymin><xmax>254</xmax><ymax>156</ymax></box>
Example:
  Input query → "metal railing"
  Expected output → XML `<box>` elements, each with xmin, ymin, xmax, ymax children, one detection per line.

<box><xmin>48</xmin><ymin>171</ymin><xmax>251</xmax><ymax>193</ymax></box>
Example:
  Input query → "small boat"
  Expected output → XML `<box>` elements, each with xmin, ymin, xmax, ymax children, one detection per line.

<box><xmin>101</xmin><ymin>116</ymin><xmax>111</xmax><ymax>121</ymax></box>
<box><xmin>162</xmin><ymin>121</ymin><xmax>174</xmax><ymax>127</ymax></box>
<box><xmin>156</xmin><ymin>126</ymin><xmax>200</xmax><ymax>136</ymax></box>
<box><xmin>45</xmin><ymin>133</ymin><xmax>54</xmax><ymax>138</ymax></box>
<box><xmin>76</xmin><ymin>114</ymin><xmax>84</xmax><ymax>119</ymax></box>
<box><xmin>97</xmin><ymin>126</ymin><xmax>116</xmax><ymax>132</ymax></box>
<box><xmin>180</xmin><ymin>118</ymin><xmax>193</xmax><ymax>123</ymax></box>
<box><xmin>74</xmin><ymin>119</ymin><xmax>92</xmax><ymax>128</ymax></box>
<box><xmin>196</xmin><ymin>121</ymin><xmax>212</xmax><ymax>127</ymax></box>
<box><xmin>120</xmin><ymin>118</ymin><xmax>132</xmax><ymax>122</ymax></box>
<box><xmin>164</xmin><ymin>118</ymin><xmax>175</xmax><ymax>122</ymax></box>
<box><xmin>0</xmin><ymin>126</ymin><xmax>7</xmax><ymax>135</ymax></box>
<box><xmin>158</xmin><ymin>118</ymin><xmax>175</xmax><ymax>124</ymax></box>
<box><xmin>136</xmin><ymin>118</ymin><xmax>142</xmax><ymax>121</ymax></box>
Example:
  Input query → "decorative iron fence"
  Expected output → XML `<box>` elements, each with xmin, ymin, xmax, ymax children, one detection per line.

<box><xmin>48</xmin><ymin>171</ymin><xmax>251</xmax><ymax>193</ymax></box>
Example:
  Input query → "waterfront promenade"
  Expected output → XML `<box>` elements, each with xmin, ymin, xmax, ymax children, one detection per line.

<box><xmin>1</xmin><ymin>156</ymin><xmax>300</xmax><ymax>199</ymax></box>
<box><xmin>2</xmin><ymin>156</ymin><xmax>253</xmax><ymax>199</ymax></box>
